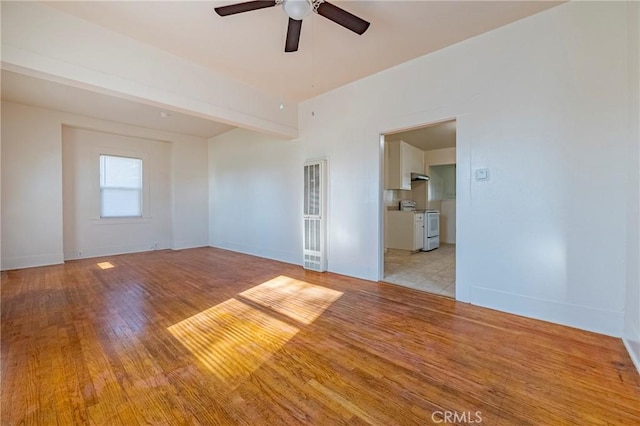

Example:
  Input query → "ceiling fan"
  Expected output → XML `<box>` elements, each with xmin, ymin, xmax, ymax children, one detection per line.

<box><xmin>214</xmin><ymin>0</ymin><xmax>370</xmax><ymax>53</ymax></box>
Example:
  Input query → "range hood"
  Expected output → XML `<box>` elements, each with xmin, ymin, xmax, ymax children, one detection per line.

<box><xmin>411</xmin><ymin>173</ymin><xmax>430</xmax><ymax>182</ymax></box>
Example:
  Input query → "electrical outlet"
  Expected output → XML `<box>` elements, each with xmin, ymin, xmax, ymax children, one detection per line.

<box><xmin>77</xmin><ymin>251</ymin><xmax>83</xmax><ymax>257</ymax></box>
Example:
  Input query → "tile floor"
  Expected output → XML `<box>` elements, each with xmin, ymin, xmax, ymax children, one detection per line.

<box><xmin>383</xmin><ymin>243</ymin><xmax>455</xmax><ymax>298</ymax></box>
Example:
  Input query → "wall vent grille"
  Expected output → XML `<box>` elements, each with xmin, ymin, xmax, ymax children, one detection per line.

<box><xmin>303</xmin><ymin>160</ymin><xmax>327</xmax><ymax>272</ymax></box>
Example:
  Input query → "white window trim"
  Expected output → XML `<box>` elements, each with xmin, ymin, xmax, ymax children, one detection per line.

<box><xmin>93</xmin><ymin>148</ymin><xmax>151</xmax><ymax>224</ymax></box>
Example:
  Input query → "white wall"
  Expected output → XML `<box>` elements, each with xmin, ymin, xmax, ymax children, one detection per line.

<box><xmin>1</xmin><ymin>103</ymin><xmax>64</xmax><ymax>268</ymax></box>
<box><xmin>171</xmin><ymin>135</ymin><xmax>210</xmax><ymax>250</ymax></box>
<box><xmin>62</xmin><ymin>127</ymin><xmax>171</xmax><ymax>260</ymax></box>
<box><xmin>0</xmin><ymin>102</ymin><xmax>2</xmax><ymax>266</ymax></box>
<box><xmin>440</xmin><ymin>200</ymin><xmax>456</xmax><ymax>244</ymax></box>
<box><xmin>624</xmin><ymin>1</ymin><xmax>640</xmax><ymax>372</ymax></box>
<box><xmin>208</xmin><ymin>128</ymin><xmax>302</xmax><ymax>265</ymax></box>
<box><xmin>209</xmin><ymin>2</ymin><xmax>632</xmax><ymax>336</ymax></box>
<box><xmin>1</xmin><ymin>101</ymin><xmax>210</xmax><ymax>270</ymax></box>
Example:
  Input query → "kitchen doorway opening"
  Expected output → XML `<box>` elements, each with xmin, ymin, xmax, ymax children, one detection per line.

<box><xmin>381</xmin><ymin>119</ymin><xmax>457</xmax><ymax>298</ymax></box>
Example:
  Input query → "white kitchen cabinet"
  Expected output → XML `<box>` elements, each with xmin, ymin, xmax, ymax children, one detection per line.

<box><xmin>413</xmin><ymin>213</ymin><xmax>424</xmax><ymax>250</ymax></box>
<box><xmin>385</xmin><ymin>140</ymin><xmax>424</xmax><ymax>190</ymax></box>
<box><xmin>386</xmin><ymin>211</ymin><xmax>424</xmax><ymax>251</ymax></box>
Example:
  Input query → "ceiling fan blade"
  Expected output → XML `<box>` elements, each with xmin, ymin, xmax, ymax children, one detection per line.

<box><xmin>285</xmin><ymin>18</ymin><xmax>303</xmax><ymax>52</ymax></box>
<box><xmin>214</xmin><ymin>1</ymin><xmax>277</xmax><ymax>17</ymax></box>
<box><xmin>316</xmin><ymin>1</ymin><xmax>370</xmax><ymax>35</ymax></box>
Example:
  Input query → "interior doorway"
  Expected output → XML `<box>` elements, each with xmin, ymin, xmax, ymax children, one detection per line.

<box><xmin>381</xmin><ymin>119</ymin><xmax>457</xmax><ymax>298</ymax></box>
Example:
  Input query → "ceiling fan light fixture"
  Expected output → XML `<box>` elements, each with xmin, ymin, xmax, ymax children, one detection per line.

<box><xmin>215</xmin><ymin>0</ymin><xmax>370</xmax><ymax>53</ymax></box>
<box><xmin>283</xmin><ymin>0</ymin><xmax>313</xmax><ymax>20</ymax></box>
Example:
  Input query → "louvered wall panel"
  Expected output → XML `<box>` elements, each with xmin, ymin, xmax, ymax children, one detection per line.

<box><xmin>303</xmin><ymin>160</ymin><xmax>327</xmax><ymax>272</ymax></box>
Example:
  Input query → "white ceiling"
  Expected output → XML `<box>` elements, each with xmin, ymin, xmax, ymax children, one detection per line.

<box><xmin>2</xmin><ymin>1</ymin><xmax>562</xmax><ymax>136</ymax></box>
<box><xmin>44</xmin><ymin>1</ymin><xmax>563</xmax><ymax>103</ymax></box>
<box><xmin>1</xmin><ymin>70</ymin><xmax>235</xmax><ymax>139</ymax></box>
<box><xmin>387</xmin><ymin>119</ymin><xmax>456</xmax><ymax>152</ymax></box>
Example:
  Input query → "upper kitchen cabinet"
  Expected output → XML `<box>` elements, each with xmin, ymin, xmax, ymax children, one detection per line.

<box><xmin>385</xmin><ymin>140</ymin><xmax>424</xmax><ymax>190</ymax></box>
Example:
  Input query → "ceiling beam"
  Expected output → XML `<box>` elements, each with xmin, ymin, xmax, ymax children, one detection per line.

<box><xmin>1</xmin><ymin>2</ymin><xmax>298</xmax><ymax>139</ymax></box>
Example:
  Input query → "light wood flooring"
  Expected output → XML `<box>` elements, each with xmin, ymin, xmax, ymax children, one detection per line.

<box><xmin>384</xmin><ymin>244</ymin><xmax>456</xmax><ymax>298</ymax></box>
<box><xmin>2</xmin><ymin>247</ymin><xmax>639</xmax><ymax>424</ymax></box>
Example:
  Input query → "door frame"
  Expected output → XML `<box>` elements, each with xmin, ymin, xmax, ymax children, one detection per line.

<box><xmin>377</xmin><ymin>114</ymin><xmax>469</xmax><ymax>302</ymax></box>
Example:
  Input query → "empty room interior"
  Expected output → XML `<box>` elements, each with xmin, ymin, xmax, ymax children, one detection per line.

<box><xmin>2</xmin><ymin>1</ymin><xmax>640</xmax><ymax>424</ymax></box>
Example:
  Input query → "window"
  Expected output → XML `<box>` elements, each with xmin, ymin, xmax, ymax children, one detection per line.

<box><xmin>99</xmin><ymin>154</ymin><xmax>143</xmax><ymax>218</ymax></box>
<box><xmin>428</xmin><ymin>164</ymin><xmax>456</xmax><ymax>201</ymax></box>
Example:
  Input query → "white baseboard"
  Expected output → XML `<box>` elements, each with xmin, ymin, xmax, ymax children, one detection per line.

<box><xmin>623</xmin><ymin>320</ymin><xmax>640</xmax><ymax>374</ymax></box>
<box><xmin>209</xmin><ymin>241</ymin><xmax>300</xmax><ymax>266</ymax></box>
<box><xmin>1</xmin><ymin>253</ymin><xmax>64</xmax><ymax>271</ymax></box>
<box><xmin>171</xmin><ymin>240</ymin><xmax>208</xmax><ymax>250</ymax></box>
<box><xmin>329</xmin><ymin>259</ymin><xmax>378</xmax><ymax>282</ymax></box>
<box><xmin>208</xmin><ymin>242</ymin><xmax>379</xmax><ymax>281</ymax></box>
<box><xmin>623</xmin><ymin>337</ymin><xmax>640</xmax><ymax>375</ymax></box>
<box><xmin>64</xmin><ymin>242</ymin><xmax>170</xmax><ymax>261</ymax></box>
<box><xmin>470</xmin><ymin>285</ymin><xmax>624</xmax><ymax>337</ymax></box>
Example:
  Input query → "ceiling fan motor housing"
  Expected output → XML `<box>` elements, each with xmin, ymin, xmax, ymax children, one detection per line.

<box><xmin>281</xmin><ymin>0</ymin><xmax>314</xmax><ymax>20</ymax></box>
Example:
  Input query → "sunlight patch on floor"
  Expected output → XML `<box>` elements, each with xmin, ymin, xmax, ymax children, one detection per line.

<box><xmin>168</xmin><ymin>276</ymin><xmax>342</xmax><ymax>385</ymax></box>
<box><xmin>239</xmin><ymin>276</ymin><xmax>343</xmax><ymax>325</ymax></box>
<box><xmin>97</xmin><ymin>262</ymin><xmax>114</xmax><ymax>270</ymax></box>
<box><xmin>168</xmin><ymin>298</ymin><xmax>298</xmax><ymax>386</ymax></box>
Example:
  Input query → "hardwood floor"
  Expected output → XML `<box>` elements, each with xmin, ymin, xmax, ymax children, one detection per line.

<box><xmin>2</xmin><ymin>248</ymin><xmax>639</xmax><ymax>425</ymax></box>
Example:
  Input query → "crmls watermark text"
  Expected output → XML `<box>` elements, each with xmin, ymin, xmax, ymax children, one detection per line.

<box><xmin>431</xmin><ymin>410</ymin><xmax>483</xmax><ymax>424</ymax></box>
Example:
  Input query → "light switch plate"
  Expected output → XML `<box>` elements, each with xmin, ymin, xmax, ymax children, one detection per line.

<box><xmin>475</xmin><ymin>168</ymin><xmax>490</xmax><ymax>181</ymax></box>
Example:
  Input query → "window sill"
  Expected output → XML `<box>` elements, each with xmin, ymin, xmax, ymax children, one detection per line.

<box><xmin>91</xmin><ymin>217</ymin><xmax>152</xmax><ymax>225</ymax></box>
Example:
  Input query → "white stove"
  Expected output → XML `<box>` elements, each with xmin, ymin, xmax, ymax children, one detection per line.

<box><xmin>399</xmin><ymin>200</ymin><xmax>417</xmax><ymax>211</ymax></box>
<box><xmin>422</xmin><ymin>211</ymin><xmax>440</xmax><ymax>251</ymax></box>
<box><xmin>398</xmin><ymin>201</ymin><xmax>440</xmax><ymax>251</ymax></box>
